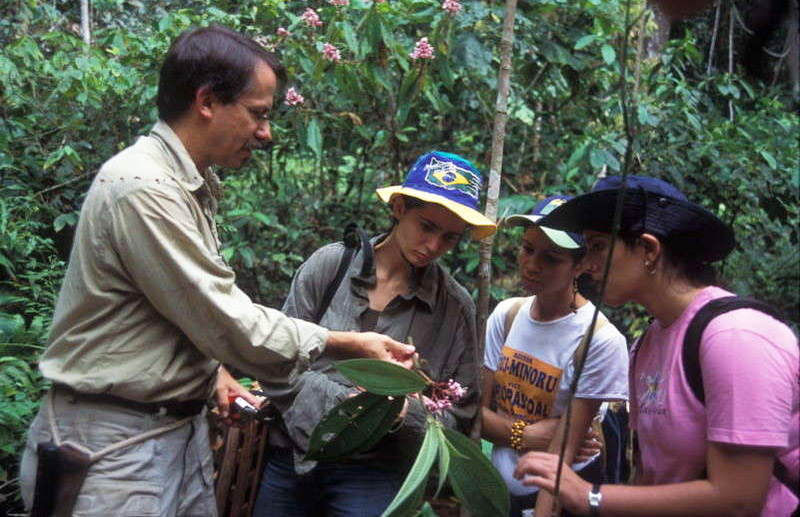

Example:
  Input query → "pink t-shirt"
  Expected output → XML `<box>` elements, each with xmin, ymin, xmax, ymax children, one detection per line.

<box><xmin>630</xmin><ymin>286</ymin><xmax>799</xmax><ymax>516</ymax></box>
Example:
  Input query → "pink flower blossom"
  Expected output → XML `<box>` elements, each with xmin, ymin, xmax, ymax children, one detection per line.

<box><xmin>424</xmin><ymin>379</ymin><xmax>467</xmax><ymax>414</ymax></box>
<box><xmin>301</xmin><ymin>8</ymin><xmax>324</xmax><ymax>28</ymax></box>
<box><xmin>328</xmin><ymin>0</ymin><xmax>349</xmax><ymax>5</ymax></box>
<box><xmin>276</xmin><ymin>27</ymin><xmax>291</xmax><ymax>37</ymax></box>
<box><xmin>409</xmin><ymin>37</ymin><xmax>435</xmax><ymax>60</ymax></box>
<box><xmin>442</xmin><ymin>0</ymin><xmax>462</xmax><ymax>15</ymax></box>
<box><xmin>284</xmin><ymin>87</ymin><xmax>305</xmax><ymax>106</ymax></box>
<box><xmin>322</xmin><ymin>42</ymin><xmax>341</xmax><ymax>62</ymax></box>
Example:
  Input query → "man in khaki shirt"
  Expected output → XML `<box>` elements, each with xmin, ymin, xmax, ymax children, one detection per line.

<box><xmin>20</xmin><ymin>25</ymin><xmax>413</xmax><ymax>516</ymax></box>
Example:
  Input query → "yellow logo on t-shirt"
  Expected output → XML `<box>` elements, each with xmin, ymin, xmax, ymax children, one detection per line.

<box><xmin>493</xmin><ymin>346</ymin><xmax>563</xmax><ymax>423</ymax></box>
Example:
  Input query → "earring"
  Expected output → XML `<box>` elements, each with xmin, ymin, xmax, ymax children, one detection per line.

<box><xmin>570</xmin><ymin>277</ymin><xmax>579</xmax><ymax>312</ymax></box>
<box><xmin>644</xmin><ymin>260</ymin><xmax>656</xmax><ymax>276</ymax></box>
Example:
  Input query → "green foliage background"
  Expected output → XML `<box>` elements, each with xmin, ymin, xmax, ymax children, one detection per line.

<box><xmin>1</xmin><ymin>0</ymin><xmax>797</xmax><ymax>510</ymax></box>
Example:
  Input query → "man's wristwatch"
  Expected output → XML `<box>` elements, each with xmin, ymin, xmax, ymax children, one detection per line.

<box><xmin>588</xmin><ymin>483</ymin><xmax>602</xmax><ymax>516</ymax></box>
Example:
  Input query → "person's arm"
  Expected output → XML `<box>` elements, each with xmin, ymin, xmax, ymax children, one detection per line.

<box><xmin>479</xmin><ymin>302</ymin><xmax>598</xmax><ymax>454</ymax></box>
<box><xmin>111</xmin><ymin>187</ymin><xmax>412</xmax><ymax>384</ymax></box>
<box><xmin>255</xmin><ymin>244</ymin><xmax>361</xmax><ymax>452</ymax></box>
<box><xmin>480</xmin><ymin>367</ymin><xmax>564</xmax><ymax>451</ymax></box>
<box><xmin>515</xmin><ymin>442</ymin><xmax>775</xmax><ymax>516</ymax></box>
<box><xmin>533</xmin><ymin>397</ymin><xmax>601</xmax><ymax>517</ymax></box>
<box><xmin>516</xmin><ymin>317</ymin><xmax>792</xmax><ymax>516</ymax></box>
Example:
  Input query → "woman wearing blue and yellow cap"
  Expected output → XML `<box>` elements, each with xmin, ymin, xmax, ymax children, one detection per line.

<box><xmin>481</xmin><ymin>196</ymin><xmax>629</xmax><ymax>517</ymax></box>
<box><xmin>254</xmin><ymin>151</ymin><xmax>496</xmax><ymax>517</ymax></box>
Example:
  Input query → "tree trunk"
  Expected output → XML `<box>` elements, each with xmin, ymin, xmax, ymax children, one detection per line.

<box><xmin>646</xmin><ymin>3</ymin><xmax>671</xmax><ymax>58</ymax></box>
<box><xmin>476</xmin><ymin>0</ymin><xmax>518</xmax><ymax>348</ymax></box>
<box><xmin>788</xmin><ymin>0</ymin><xmax>800</xmax><ymax>103</ymax></box>
<box><xmin>707</xmin><ymin>1</ymin><xmax>722</xmax><ymax>74</ymax></box>
<box><xmin>633</xmin><ymin>9</ymin><xmax>647</xmax><ymax>103</ymax></box>
<box><xmin>728</xmin><ymin>0</ymin><xmax>735</xmax><ymax>121</ymax></box>
<box><xmin>80</xmin><ymin>0</ymin><xmax>91</xmax><ymax>46</ymax></box>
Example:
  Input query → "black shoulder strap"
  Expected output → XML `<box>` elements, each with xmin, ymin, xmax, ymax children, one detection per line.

<box><xmin>313</xmin><ymin>223</ymin><xmax>372</xmax><ymax>324</ymax></box>
<box><xmin>682</xmin><ymin>296</ymin><xmax>798</xmax><ymax>499</ymax></box>
<box><xmin>682</xmin><ymin>296</ymin><xmax>784</xmax><ymax>405</ymax></box>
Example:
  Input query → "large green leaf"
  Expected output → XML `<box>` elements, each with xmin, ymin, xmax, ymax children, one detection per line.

<box><xmin>336</xmin><ymin>359</ymin><xmax>428</xmax><ymax>395</ymax></box>
<box><xmin>601</xmin><ymin>44</ymin><xmax>616</xmax><ymax>65</ymax></box>
<box><xmin>305</xmin><ymin>391</ymin><xmax>404</xmax><ymax>462</ymax></box>
<box><xmin>443</xmin><ymin>427</ymin><xmax>509</xmax><ymax>517</ymax></box>
<box><xmin>382</xmin><ymin>421</ymin><xmax>439</xmax><ymax>517</ymax></box>
<box><xmin>433</xmin><ymin>423</ymin><xmax>450</xmax><ymax>497</ymax></box>
<box><xmin>306</xmin><ymin>118</ymin><xmax>323</xmax><ymax>160</ymax></box>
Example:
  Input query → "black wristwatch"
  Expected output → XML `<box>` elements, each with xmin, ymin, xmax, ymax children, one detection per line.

<box><xmin>588</xmin><ymin>483</ymin><xmax>602</xmax><ymax>516</ymax></box>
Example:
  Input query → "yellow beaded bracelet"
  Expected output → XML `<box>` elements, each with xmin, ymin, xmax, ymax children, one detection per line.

<box><xmin>510</xmin><ymin>419</ymin><xmax>525</xmax><ymax>452</ymax></box>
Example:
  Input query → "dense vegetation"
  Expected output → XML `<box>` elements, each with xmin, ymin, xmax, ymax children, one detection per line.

<box><xmin>1</xmin><ymin>0</ymin><xmax>797</xmax><ymax>511</ymax></box>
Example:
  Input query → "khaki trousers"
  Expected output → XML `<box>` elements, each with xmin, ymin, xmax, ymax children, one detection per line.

<box><xmin>20</xmin><ymin>388</ymin><xmax>217</xmax><ymax>516</ymax></box>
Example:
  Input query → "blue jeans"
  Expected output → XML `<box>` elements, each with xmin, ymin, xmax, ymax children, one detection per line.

<box><xmin>253</xmin><ymin>448</ymin><xmax>404</xmax><ymax>517</ymax></box>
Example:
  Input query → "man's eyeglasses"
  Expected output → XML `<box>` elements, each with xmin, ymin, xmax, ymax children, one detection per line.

<box><xmin>237</xmin><ymin>101</ymin><xmax>271</xmax><ymax>125</ymax></box>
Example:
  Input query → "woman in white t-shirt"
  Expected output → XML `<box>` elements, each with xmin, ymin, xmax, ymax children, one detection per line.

<box><xmin>481</xmin><ymin>195</ymin><xmax>629</xmax><ymax>517</ymax></box>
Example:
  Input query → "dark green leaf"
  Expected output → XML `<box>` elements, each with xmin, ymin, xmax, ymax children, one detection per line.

<box><xmin>306</xmin><ymin>391</ymin><xmax>404</xmax><ymax>461</ymax></box>
<box><xmin>759</xmin><ymin>150</ymin><xmax>777</xmax><ymax>169</ymax></box>
<box><xmin>336</xmin><ymin>359</ymin><xmax>428</xmax><ymax>395</ymax></box>
<box><xmin>443</xmin><ymin>427</ymin><xmax>509</xmax><ymax>517</ymax></box>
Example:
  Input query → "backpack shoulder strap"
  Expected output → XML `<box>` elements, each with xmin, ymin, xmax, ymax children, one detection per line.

<box><xmin>681</xmin><ymin>296</ymin><xmax>798</xmax><ymax>498</ymax></box>
<box><xmin>573</xmin><ymin>313</ymin><xmax>610</xmax><ymax>367</ymax></box>
<box><xmin>682</xmin><ymin>296</ymin><xmax>784</xmax><ymax>405</ymax></box>
<box><xmin>313</xmin><ymin>223</ymin><xmax>371</xmax><ymax>324</ymax></box>
<box><xmin>502</xmin><ymin>297</ymin><xmax>529</xmax><ymax>344</ymax></box>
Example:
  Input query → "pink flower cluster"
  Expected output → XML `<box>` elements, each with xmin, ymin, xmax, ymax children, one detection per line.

<box><xmin>409</xmin><ymin>37</ymin><xmax>434</xmax><ymax>60</ymax></box>
<box><xmin>328</xmin><ymin>0</ymin><xmax>349</xmax><ymax>5</ymax></box>
<box><xmin>442</xmin><ymin>0</ymin><xmax>462</xmax><ymax>15</ymax></box>
<box><xmin>276</xmin><ymin>27</ymin><xmax>291</xmax><ymax>37</ymax></box>
<box><xmin>301</xmin><ymin>8</ymin><xmax>324</xmax><ymax>27</ymax></box>
<box><xmin>284</xmin><ymin>87</ymin><xmax>305</xmax><ymax>106</ymax></box>
<box><xmin>322</xmin><ymin>42</ymin><xmax>341</xmax><ymax>62</ymax></box>
<box><xmin>423</xmin><ymin>379</ymin><xmax>467</xmax><ymax>414</ymax></box>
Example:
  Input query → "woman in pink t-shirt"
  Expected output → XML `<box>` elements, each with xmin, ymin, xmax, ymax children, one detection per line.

<box><xmin>514</xmin><ymin>175</ymin><xmax>798</xmax><ymax>517</ymax></box>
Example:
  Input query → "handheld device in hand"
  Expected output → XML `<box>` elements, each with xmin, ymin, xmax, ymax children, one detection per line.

<box><xmin>228</xmin><ymin>396</ymin><xmax>258</xmax><ymax>420</ymax></box>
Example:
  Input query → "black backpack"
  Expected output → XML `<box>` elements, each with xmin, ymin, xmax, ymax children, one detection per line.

<box><xmin>632</xmin><ymin>296</ymin><xmax>798</xmax><ymax>499</ymax></box>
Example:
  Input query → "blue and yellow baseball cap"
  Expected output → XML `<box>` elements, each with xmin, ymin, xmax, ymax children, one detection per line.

<box><xmin>504</xmin><ymin>195</ymin><xmax>583</xmax><ymax>249</ymax></box>
<box><xmin>376</xmin><ymin>151</ymin><xmax>497</xmax><ymax>240</ymax></box>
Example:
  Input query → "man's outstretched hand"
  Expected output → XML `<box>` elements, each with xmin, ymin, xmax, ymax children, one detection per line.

<box><xmin>327</xmin><ymin>331</ymin><xmax>416</xmax><ymax>368</ymax></box>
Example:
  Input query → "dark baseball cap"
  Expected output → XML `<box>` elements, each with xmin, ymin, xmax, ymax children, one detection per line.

<box><xmin>539</xmin><ymin>175</ymin><xmax>735</xmax><ymax>263</ymax></box>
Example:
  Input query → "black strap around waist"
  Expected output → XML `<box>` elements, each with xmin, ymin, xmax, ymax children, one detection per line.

<box><xmin>53</xmin><ymin>384</ymin><xmax>206</xmax><ymax>418</ymax></box>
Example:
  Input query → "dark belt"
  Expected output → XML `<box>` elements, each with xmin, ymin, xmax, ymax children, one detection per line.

<box><xmin>53</xmin><ymin>384</ymin><xmax>206</xmax><ymax>418</ymax></box>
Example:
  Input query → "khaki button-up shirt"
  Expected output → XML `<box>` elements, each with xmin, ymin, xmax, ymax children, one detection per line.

<box><xmin>40</xmin><ymin>122</ymin><xmax>328</xmax><ymax>402</ymax></box>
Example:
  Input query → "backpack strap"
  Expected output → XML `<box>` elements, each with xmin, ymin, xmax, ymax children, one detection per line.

<box><xmin>682</xmin><ymin>296</ymin><xmax>797</xmax><ymax>498</ymax></box>
<box><xmin>682</xmin><ymin>296</ymin><xmax>784</xmax><ymax>405</ymax></box>
<box><xmin>313</xmin><ymin>223</ymin><xmax>372</xmax><ymax>324</ymax></box>
<box><xmin>502</xmin><ymin>297</ymin><xmax>529</xmax><ymax>344</ymax></box>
